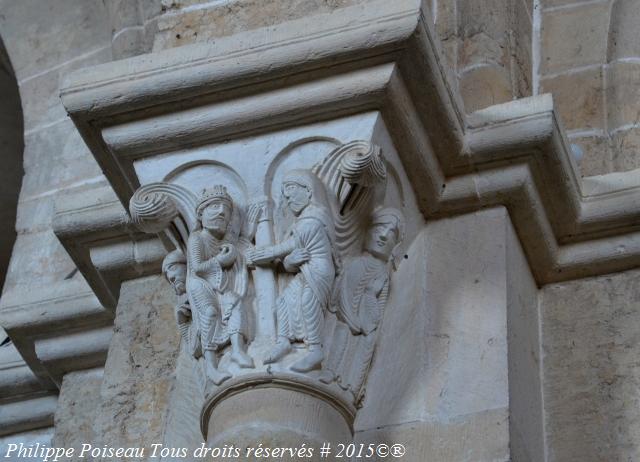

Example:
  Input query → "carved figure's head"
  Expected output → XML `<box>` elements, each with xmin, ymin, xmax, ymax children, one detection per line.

<box><xmin>197</xmin><ymin>185</ymin><xmax>233</xmax><ymax>238</ymax></box>
<box><xmin>162</xmin><ymin>250</ymin><xmax>187</xmax><ymax>295</ymax></box>
<box><xmin>281</xmin><ymin>170</ymin><xmax>316</xmax><ymax>216</ymax></box>
<box><xmin>365</xmin><ymin>207</ymin><xmax>405</xmax><ymax>261</ymax></box>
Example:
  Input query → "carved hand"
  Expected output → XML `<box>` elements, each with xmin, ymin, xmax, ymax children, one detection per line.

<box><xmin>246</xmin><ymin>247</ymin><xmax>274</xmax><ymax>266</ymax></box>
<box><xmin>283</xmin><ymin>248</ymin><xmax>310</xmax><ymax>269</ymax></box>
<box><xmin>243</xmin><ymin>202</ymin><xmax>265</xmax><ymax>240</ymax></box>
<box><xmin>175</xmin><ymin>303</ymin><xmax>191</xmax><ymax>325</ymax></box>
<box><xmin>216</xmin><ymin>243</ymin><xmax>237</xmax><ymax>268</ymax></box>
<box><xmin>247</xmin><ymin>202</ymin><xmax>264</xmax><ymax>224</ymax></box>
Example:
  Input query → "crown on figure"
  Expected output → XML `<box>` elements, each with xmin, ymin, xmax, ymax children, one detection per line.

<box><xmin>196</xmin><ymin>185</ymin><xmax>233</xmax><ymax>216</ymax></box>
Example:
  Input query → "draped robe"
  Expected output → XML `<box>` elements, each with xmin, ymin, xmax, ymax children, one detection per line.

<box><xmin>274</xmin><ymin>205</ymin><xmax>335</xmax><ymax>345</ymax></box>
<box><xmin>186</xmin><ymin>229</ymin><xmax>249</xmax><ymax>355</ymax></box>
<box><xmin>324</xmin><ymin>253</ymin><xmax>390</xmax><ymax>402</ymax></box>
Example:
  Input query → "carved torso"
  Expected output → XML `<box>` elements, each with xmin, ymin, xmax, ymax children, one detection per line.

<box><xmin>285</xmin><ymin>208</ymin><xmax>335</xmax><ymax>304</ymax></box>
<box><xmin>333</xmin><ymin>253</ymin><xmax>389</xmax><ymax>336</ymax></box>
<box><xmin>188</xmin><ymin>230</ymin><xmax>232</xmax><ymax>292</ymax></box>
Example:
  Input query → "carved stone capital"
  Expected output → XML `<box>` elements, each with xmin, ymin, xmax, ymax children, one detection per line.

<box><xmin>129</xmin><ymin>139</ymin><xmax>395</xmax><ymax>416</ymax></box>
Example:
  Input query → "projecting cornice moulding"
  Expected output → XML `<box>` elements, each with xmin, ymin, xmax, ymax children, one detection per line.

<box><xmin>59</xmin><ymin>0</ymin><xmax>640</xmax><ymax>300</ymax></box>
<box><xmin>0</xmin><ymin>184</ymin><xmax>164</xmax><ymax>400</ymax></box>
<box><xmin>52</xmin><ymin>185</ymin><xmax>166</xmax><ymax>308</ymax></box>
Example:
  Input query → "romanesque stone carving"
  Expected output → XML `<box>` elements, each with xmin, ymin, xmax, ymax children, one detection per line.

<box><xmin>130</xmin><ymin>140</ymin><xmax>406</xmax><ymax>409</ymax></box>
<box><xmin>162</xmin><ymin>250</ymin><xmax>191</xmax><ymax>346</ymax></box>
<box><xmin>247</xmin><ymin>170</ymin><xmax>337</xmax><ymax>373</ymax></box>
<box><xmin>315</xmin><ymin>141</ymin><xmax>387</xmax><ymax>258</ymax></box>
<box><xmin>320</xmin><ymin>207</ymin><xmax>405</xmax><ymax>404</ymax></box>
<box><xmin>187</xmin><ymin>186</ymin><xmax>256</xmax><ymax>384</ymax></box>
<box><xmin>130</xmin><ymin>182</ymin><xmax>198</xmax><ymax>237</ymax></box>
<box><xmin>131</xmin><ymin>183</ymin><xmax>258</xmax><ymax>386</ymax></box>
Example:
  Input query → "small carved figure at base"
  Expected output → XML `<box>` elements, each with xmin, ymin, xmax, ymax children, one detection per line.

<box><xmin>163</xmin><ymin>250</ymin><xmax>192</xmax><ymax>344</ymax></box>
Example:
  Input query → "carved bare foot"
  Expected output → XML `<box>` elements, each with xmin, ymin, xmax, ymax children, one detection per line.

<box><xmin>290</xmin><ymin>347</ymin><xmax>323</xmax><ymax>373</ymax></box>
<box><xmin>264</xmin><ymin>339</ymin><xmax>291</xmax><ymax>364</ymax></box>
<box><xmin>231</xmin><ymin>349</ymin><xmax>255</xmax><ymax>369</ymax></box>
<box><xmin>207</xmin><ymin>364</ymin><xmax>232</xmax><ymax>385</ymax></box>
<box><xmin>204</xmin><ymin>353</ymin><xmax>231</xmax><ymax>385</ymax></box>
<box><xmin>230</xmin><ymin>334</ymin><xmax>255</xmax><ymax>368</ymax></box>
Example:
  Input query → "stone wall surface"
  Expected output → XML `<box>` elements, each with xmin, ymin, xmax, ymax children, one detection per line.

<box><xmin>454</xmin><ymin>0</ymin><xmax>533</xmax><ymax>112</ymax></box>
<box><xmin>539</xmin><ymin>0</ymin><xmax>640</xmax><ymax>176</ymax></box>
<box><xmin>0</xmin><ymin>428</ymin><xmax>54</xmax><ymax>461</ymax></box>
<box><xmin>0</xmin><ymin>0</ymin><xmax>113</xmax><ymax>304</ymax></box>
<box><xmin>91</xmin><ymin>276</ymin><xmax>179</xmax><ymax>454</ymax></box>
<box><xmin>541</xmin><ymin>268</ymin><xmax>640</xmax><ymax>461</ymax></box>
<box><xmin>52</xmin><ymin>368</ymin><xmax>104</xmax><ymax>456</ymax></box>
<box><xmin>0</xmin><ymin>0</ymin><xmax>166</xmax><ymax>441</ymax></box>
<box><xmin>149</xmin><ymin>0</ymin><xmax>534</xmax><ymax>114</ymax></box>
<box><xmin>152</xmin><ymin>0</ymin><xmax>368</xmax><ymax>51</ymax></box>
<box><xmin>506</xmin><ymin>211</ymin><xmax>545</xmax><ymax>462</ymax></box>
<box><xmin>161</xmin><ymin>347</ymin><xmax>205</xmax><ymax>452</ymax></box>
<box><xmin>0</xmin><ymin>0</ymin><xmax>118</xmax><ymax>442</ymax></box>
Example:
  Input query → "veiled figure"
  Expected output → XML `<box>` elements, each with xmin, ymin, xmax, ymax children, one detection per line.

<box><xmin>248</xmin><ymin>169</ymin><xmax>336</xmax><ymax>372</ymax></box>
<box><xmin>187</xmin><ymin>185</ymin><xmax>255</xmax><ymax>385</ymax></box>
<box><xmin>321</xmin><ymin>207</ymin><xmax>405</xmax><ymax>403</ymax></box>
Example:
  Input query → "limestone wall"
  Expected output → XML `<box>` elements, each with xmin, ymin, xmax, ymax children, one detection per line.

<box><xmin>541</xmin><ymin>268</ymin><xmax>640</xmax><ymax>461</ymax></box>
<box><xmin>539</xmin><ymin>0</ymin><xmax>640</xmax><ymax>176</ymax></box>
<box><xmin>0</xmin><ymin>0</ymin><xmax>161</xmax><ymax>441</ymax></box>
<box><xmin>150</xmin><ymin>0</ymin><xmax>535</xmax><ymax>115</ymax></box>
<box><xmin>0</xmin><ymin>0</ymin><xmax>116</xmax><ymax>439</ymax></box>
<box><xmin>434</xmin><ymin>0</ymin><xmax>533</xmax><ymax>112</ymax></box>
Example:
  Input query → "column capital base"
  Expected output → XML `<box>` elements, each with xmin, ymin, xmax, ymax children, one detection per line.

<box><xmin>200</xmin><ymin>371</ymin><xmax>356</xmax><ymax>441</ymax></box>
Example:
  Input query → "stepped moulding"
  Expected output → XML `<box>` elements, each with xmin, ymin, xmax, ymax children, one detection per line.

<box><xmin>59</xmin><ymin>0</ymin><xmax>640</xmax><ymax>308</ymax></box>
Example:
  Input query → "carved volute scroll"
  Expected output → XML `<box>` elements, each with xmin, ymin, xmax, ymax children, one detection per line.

<box><xmin>129</xmin><ymin>140</ymin><xmax>409</xmax><ymax>435</ymax></box>
<box><xmin>129</xmin><ymin>182</ymin><xmax>199</xmax><ymax>252</ymax></box>
<box><xmin>313</xmin><ymin>141</ymin><xmax>387</xmax><ymax>257</ymax></box>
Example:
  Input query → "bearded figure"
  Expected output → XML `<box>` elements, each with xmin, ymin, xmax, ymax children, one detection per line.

<box><xmin>162</xmin><ymin>250</ymin><xmax>193</xmax><ymax>347</ymax></box>
<box><xmin>187</xmin><ymin>185</ymin><xmax>254</xmax><ymax>385</ymax></box>
<box><xmin>247</xmin><ymin>169</ymin><xmax>336</xmax><ymax>373</ymax></box>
